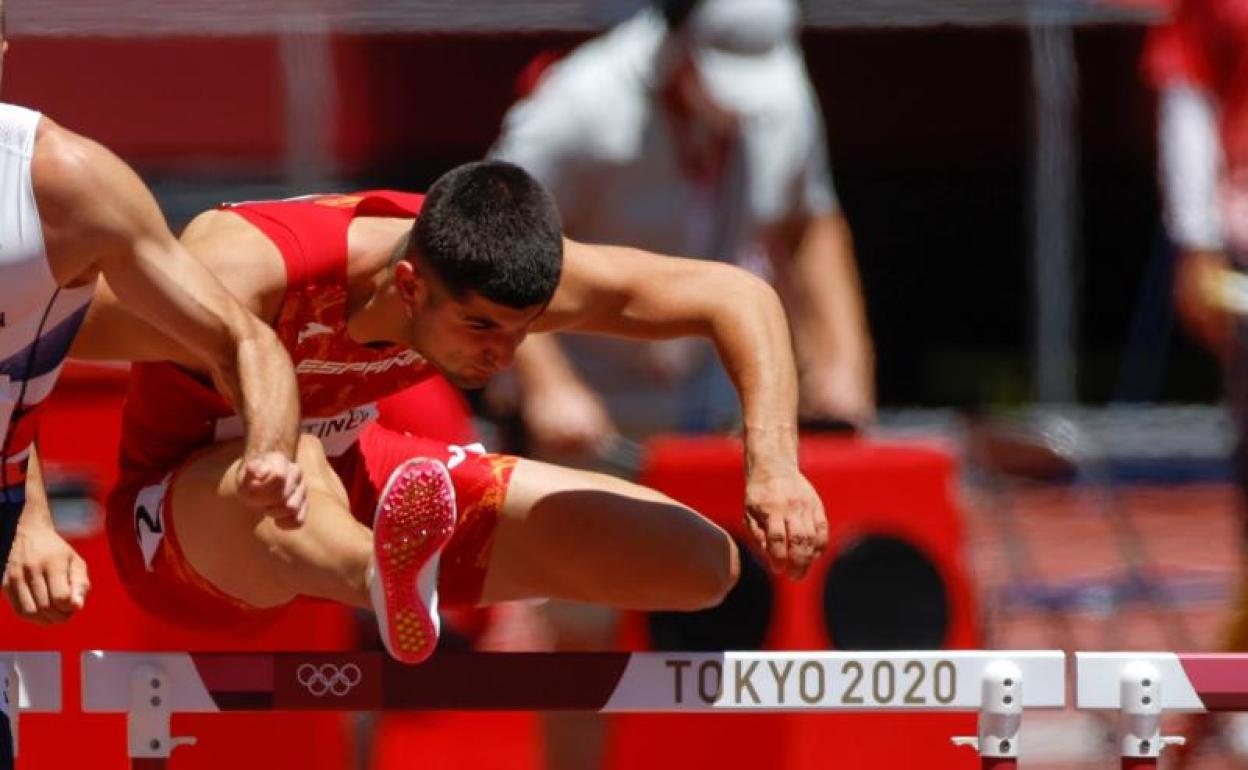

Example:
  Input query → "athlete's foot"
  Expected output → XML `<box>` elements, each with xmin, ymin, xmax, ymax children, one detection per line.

<box><xmin>369</xmin><ymin>458</ymin><xmax>457</xmax><ymax>664</ymax></box>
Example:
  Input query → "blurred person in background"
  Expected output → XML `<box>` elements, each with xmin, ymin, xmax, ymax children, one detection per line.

<box><xmin>1145</xmin><ymin>0</ymin><xmax>1248</xmax><ymax>764</ymax></box>
<box><xmin>491</xmin><ymin>0</ymin><xmax>874</xmax><ymax>457</ymax></box>
<box><xmin>0</xmin><ymin>0</ymin><xmax>305</xmax><ymax>627</ymax></box>
<box><xmin>489</xmin><ymin>0</ymin><xmax>870</xmax><ymax>766</ymax></box>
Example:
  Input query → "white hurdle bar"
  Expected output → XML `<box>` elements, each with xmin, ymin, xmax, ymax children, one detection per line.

<box><xmin>83</xmin><ymin>649</ymin><xmax>1065</xmax><ymax>769</ymax></box>
<box><xmin>1074</xmin><ymin>652</ymin><xmax>1248</xmax><ymax>769</ymax></box>
<box><xmin>0</xmin><ymin>653</ymin><xmax>62</xmax><ymax>769</ymax></box>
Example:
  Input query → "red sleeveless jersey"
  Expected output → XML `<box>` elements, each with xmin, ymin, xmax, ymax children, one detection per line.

<box><xmin>118</xmin><ymin>191</ymin><xmax>437</xmax><ymax>478</ymax></box>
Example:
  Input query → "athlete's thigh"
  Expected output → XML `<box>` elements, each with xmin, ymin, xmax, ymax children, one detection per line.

<box><xmin>170</xmin><ymin>434</ymin><xmax>348</xmax><ymax>605</ymax></box>
<box><xmin>482</xmin><ymin>458</ymin><xmax>731</xmax><ymax>603</ymax></box>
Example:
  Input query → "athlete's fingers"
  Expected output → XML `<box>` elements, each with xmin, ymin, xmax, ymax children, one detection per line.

<box><xmin>786</xmin><ymin>515</ymin><xmax>816</xmax><ymax>580</ymax></box>
<box><xmin>763</xmin><ymin>513</ymin><xmax>788</xmax><ymax>574</ymax></box>
<box><xmin>10</xmin><ymin>575</ymin><xmax>40</xmax><ymax>619</ymax></box>
<box><xmin>47</xmin><ymin>557</ymin><xmax>75</xmax><ymax>613</ymax></box>
<box><xmin>27</xmin><ymin>565</ymin><xmax>51</xmax><ymax>613</ymax></box>
<box><xmin>282</xmin><ymin>464</ymin><xmax>303</xmax><ymax>500</ymax></box>
<box><xmin>284</xmin><ymin>484</ymin><xmax>307</xmax><ymax>524</ymax></box>
<box><xmin>68</xmin><ymin>552</ymin><xmax>90</xmax><ymax>610</ymax></box>
<box><xmin>812</xmin><ymin>508</ymin><xmax>829</xmax><ymax>560</ymax></box>
<box><xmin>284</xmin><ymin>466</ymin><xmax>307</xmax><ymax>523</ymax></box>
<box><xmin>744</xmin><ymin>512</ymin><xmax>767</xmax><ymax>556</ymax></box>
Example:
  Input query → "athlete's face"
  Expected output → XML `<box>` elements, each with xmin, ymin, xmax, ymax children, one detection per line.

<box><xmin>658</xmin><ymin>43</ymin><xmax>738</xmax><ymax>182</ymax></box>
<box><xmin>406</xmin><ymin>276</ymin><xmax>544</xmax><ymax>390</ymax></box>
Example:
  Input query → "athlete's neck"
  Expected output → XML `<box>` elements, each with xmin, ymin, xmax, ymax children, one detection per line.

<box><xmin>344</xmin><ymin>218</ymin><xmax>412</xmax><ymax>345</ymax></box>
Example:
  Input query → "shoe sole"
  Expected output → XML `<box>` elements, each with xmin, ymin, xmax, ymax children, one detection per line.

<box><xmin>372</xmin><ymin>458</ymin><xmax>456</xmax><ymax>664</ymax></box>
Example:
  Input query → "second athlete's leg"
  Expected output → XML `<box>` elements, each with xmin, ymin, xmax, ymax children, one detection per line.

<box><xmin>171</xmin><ymin>434</ymin><xmax>374</xmax><ymax>609</ymax></box>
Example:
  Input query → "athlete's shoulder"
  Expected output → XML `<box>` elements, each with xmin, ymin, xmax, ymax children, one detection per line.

<box><xmin>29</xmin><ymin>118</ymin><xmax>157</xmax><ymax>250</ymax></box>
<box><xmin>30</xmin><ymin>117</ymin><xmax>94</xmax><ymax>187</ymax></box>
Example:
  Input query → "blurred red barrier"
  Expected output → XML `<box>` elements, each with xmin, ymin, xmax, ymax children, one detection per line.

<box><xmin>605</xmin><ymin>434</ymin><xmax>980</xmax><ymax>770</ymax></box>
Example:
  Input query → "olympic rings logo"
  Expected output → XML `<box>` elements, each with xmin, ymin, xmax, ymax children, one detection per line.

<box><xmin>296</xmin><ymin>663</ymin><xmax>363</xmax><ymax>697</ymax></box>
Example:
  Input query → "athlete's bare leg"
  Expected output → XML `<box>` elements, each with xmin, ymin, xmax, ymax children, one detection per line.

<box><xmin>171</xmin><ymin>434</ymin><xmax>373</xmax><ymax>609</ymax></box>
<box><xmin>481</xmin><ymin>458</ymin><xmax>739</xmax><ymax>611</ymax></box>
<box><xmin>172</xmin><ymin>442</ymin><xmax>735</xmax><ymax>615</ymax></box>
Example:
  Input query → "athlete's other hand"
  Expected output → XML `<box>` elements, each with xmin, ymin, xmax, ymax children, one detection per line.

<box><xmin>237</xmin><ymin>451</ymin><xmax>308</xmax><ymax>524</ymax></box>
<box><xmin>1175</xmin><ymin>248</ymin><xmax>1234</xmax><ymax>357</ymax></box>
<box><xmin>3</xmin><ymin>518</ymin><xmax>90</xmax><ymax>624</ymax></box>
<box><xmin>743</xmin><ymin>462</ymin><xmax>827</xmax><ymax>580</ymax></box>
<box><xmin>799</xmin><ymin>361</ymin><xmax>876</xmax><ymax>430</ymax></box>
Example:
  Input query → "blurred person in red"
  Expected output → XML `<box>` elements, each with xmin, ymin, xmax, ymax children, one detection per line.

<box><xmin>0</xmin><ymin>0</ymin><xmax>305</xmax><ymax>627</ymax></box>
<box><xmin>491</xmin><ymin>0</ymin><xmax>874</xmax><ymax>457</ymax></box>
<box><xmin>1144</xmin><ymin>0</ymin><xmax>1248</xmax><ymax>764</ymax></box>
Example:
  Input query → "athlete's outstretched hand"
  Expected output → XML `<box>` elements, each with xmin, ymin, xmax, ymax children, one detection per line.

<box><xmin>237</xmin><ymin>451</ymin><xmax>308</xmax><ymax>524</ymax></box>
<box><xmin>3</xmin><ymin>518</ymin><xmax>90</xmax><ymax>624</ymax></box>
<box><xmin>743</xmin><ymin>462</ymin><xmax>827</xmax><ymax>580</ymax></box>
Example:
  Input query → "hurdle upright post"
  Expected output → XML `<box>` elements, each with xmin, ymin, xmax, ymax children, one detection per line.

<box><xmin>1118</xmin><ymin>660</ymin><xmax>1167</xmax><ymax>770</ymax></box>
<box><xmin>951</xmin><ymin>659</ymin><xmax>1022</xmax><ymax>770</ymax></box>
<box><xmin>0</xmin><ymin>653</ymin><xmax>62</xmax><ymax>770</ymax></box>
<box><xmin>128</xmin><ymin>661</ymin><xmax>196</xmax><ymax>770</ymax></box>
<box><xmin>1076</xmin><ymin>653</ymin><xmax>1195</xmax><ymax>769</ymax></box>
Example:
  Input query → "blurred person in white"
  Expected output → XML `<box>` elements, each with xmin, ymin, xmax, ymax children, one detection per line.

<box><xmin>491</xmin><ymin>0</ymin><xmax>875</xmax><ymax>457</ymax></box>
<box><xmin>488</xmin><ymin>1</ymin><xmax>870</xmax><ymax>767</ymax></box>
<box><xmin>1146</xmin><ymin>0</ymin><xmax>1248</xmax><ymax>765</ymax></box>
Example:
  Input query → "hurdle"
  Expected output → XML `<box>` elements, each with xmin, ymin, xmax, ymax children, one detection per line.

<box><xmin>0</xmin><ymin>653</ymin><xmax>62</xmax><ymax>770</ymax></box>
<box><xmin>82</xmin><ymin>649</ymin><xmax>1064</xmax><ymax>768</ymax></box>
<box><xmin>1073</xmin><ymin>652</ymin><xmax>1248</xmax><ymax>767</ymax></box>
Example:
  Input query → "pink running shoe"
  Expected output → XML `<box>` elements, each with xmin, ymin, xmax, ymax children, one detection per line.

<box><xmin>370</xmin><ymin>458</ymin><xmax>457</xmax><ymax>664</ymax></box>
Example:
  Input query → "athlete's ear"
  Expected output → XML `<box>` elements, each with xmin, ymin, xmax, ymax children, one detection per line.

<box><xmin>392</xmin><ymin>259</ymin><xmax>429</xmax><ymax>311</ymax></box>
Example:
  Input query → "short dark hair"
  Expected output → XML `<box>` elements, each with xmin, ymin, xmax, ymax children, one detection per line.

<box><xmin>410</xmin><ymin>160</ymin><xmax>563</xmax><ymax>309</ymax></box>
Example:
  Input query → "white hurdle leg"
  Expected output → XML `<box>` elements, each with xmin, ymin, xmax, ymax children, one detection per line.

<box><xmin>128</xmin><ymin>662</ymin><xmax>196</xmax><ymax>769</ymax></box>
<box><xmin>1117</xmin><ymin>661</ymin><xmax>1184</xmax><ymax>770</ymax></box>
<box><xmin>952</xmin><ymin>660</ymin><xmax>1022</xmax><ymax>770</ymax></box>
<box><xmin>0</xmin><ymin>652</ymin><xmax>61</xmax><ymax>769</ymax></box>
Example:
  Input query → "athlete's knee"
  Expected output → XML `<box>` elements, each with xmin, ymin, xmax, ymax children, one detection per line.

<box><xmin>674</xmin><ymin>521</ymin><xmax>739</xmax><ymax>611</ymax></box>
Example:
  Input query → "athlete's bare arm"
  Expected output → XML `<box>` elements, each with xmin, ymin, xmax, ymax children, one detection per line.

<box><xmin>534</xmin><ymin>239</ymin><xmax>827</xmax><ymax>579</ymax></box>
<box><xmin>34</xmin><ymin>118</ymin><xmax>305</xmax><ymax>521</ymax></box>
<box><xmin>72</xmin><ymin>209</ymin><xmax>288</xmax><ymax>370</ymax></box>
